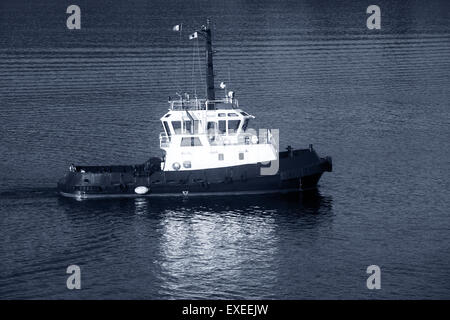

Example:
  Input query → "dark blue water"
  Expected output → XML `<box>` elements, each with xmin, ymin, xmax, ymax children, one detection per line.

<box><xmin>1</xmin><ymin>0</ymin><xmax>449</xmax><ymax>299</ymax></box>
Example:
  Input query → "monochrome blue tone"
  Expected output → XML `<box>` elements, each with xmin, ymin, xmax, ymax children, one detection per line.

<box><xmin>1</xmin><ymin>0</ymin><xmax>449</xmax><ymax>299</ymax></box>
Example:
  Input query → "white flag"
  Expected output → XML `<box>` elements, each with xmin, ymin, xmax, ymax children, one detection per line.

<box><xmin>172</xmin><ymin>24</ymin><xmax>181</xmax><ymax>32</ymax></box>
<box><xmin>189</xmin><ymin>32</ymin><xmax>198</xmax><ymax>40</ymax></box>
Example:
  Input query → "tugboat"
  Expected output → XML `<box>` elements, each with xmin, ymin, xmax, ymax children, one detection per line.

<box><xmin>57</xmin><ymin>21</ymin><xmax>332</xmax><ymax>199</ymax></box>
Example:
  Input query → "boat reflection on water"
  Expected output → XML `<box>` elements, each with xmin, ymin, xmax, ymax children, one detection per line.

<box><xmin>57</xmin><ymin>190</ymin><xmax>333</xmax><ymax>220</ymax></box>
<box><xmin>57</xmin><ymin>192</ymin><xmax>333</xmax><ymax>299</ymax></box>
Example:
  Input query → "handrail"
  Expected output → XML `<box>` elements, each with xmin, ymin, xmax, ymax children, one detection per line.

<box><xmin>168</xmin><ymin>98</ymin><xmax>239</xmax><ymax>110</ymax></box>
<box><xmin>159</xmin><ymin>131</ymin><xmax>274</xmax><ymax>148</ymax></box>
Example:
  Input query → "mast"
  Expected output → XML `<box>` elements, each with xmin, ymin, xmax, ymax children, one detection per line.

<box><xmin>202</xmin><ymin>20</ymin><xmax>215</xmax><ymax>110</ymax></box>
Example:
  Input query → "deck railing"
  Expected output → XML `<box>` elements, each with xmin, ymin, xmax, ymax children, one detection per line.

<box><xmin>169</xmin><ymin>98</ymin><xmax>239</xmax><ymax>110</ymax></box>
<box><xmin>159</xmin><ymin>129</ymin><xmax>275</xmax><ymax>149</ymax></box>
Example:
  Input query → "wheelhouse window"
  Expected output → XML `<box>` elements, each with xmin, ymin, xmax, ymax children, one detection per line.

<box><xmin>228</xmin><ymin>120</ymin><xmax>241</xmax><ymax>133</ymax></box>
<box><xmin>242</xmin><ymin>119</ymin><xmax>249</xmax><ymax>132</ymax></box>
<box><xmin>218</xmin><ymin>120</ymin><xmax>226</xmax><ymax>134</ymax></box>
<box><xmin>183</xmin><ymin>120</ymin><xmax>192</xmax><ymax>133</ymax></box>
<box><xmin>163</xmin><ymin>121</ymin><xmax>171</xmax><ymax>138</ymax></box>
<box><xmin>207</xmin><ymin>121</ymin><xmax>216</xmax><ymax>134</ymax></box>
<box><xmin>181</xmin><ymin>137</ymin><xmax>203</xmax><ymax>147</ymax></box>
<box><xmin>193</xmin><ymin>120</ymin><xmax>200</xmax><ymax>134</ymax></box>
<box><xmin>172</xmin><ymin>121</ymin><xmax>182</xmax><ymax>134</ymax></box>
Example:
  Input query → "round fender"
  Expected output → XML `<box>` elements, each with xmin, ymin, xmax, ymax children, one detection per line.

<box><xmin>134</xmin><ymin>186</ymin><xmax>149</xmax><ymax>194</ymax></box>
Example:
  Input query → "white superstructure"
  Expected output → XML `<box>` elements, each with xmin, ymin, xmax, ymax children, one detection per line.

<box><xmin>159</xmin><ymin>97</ymin><xmax>277</xmax><ymax>171</ymax></box>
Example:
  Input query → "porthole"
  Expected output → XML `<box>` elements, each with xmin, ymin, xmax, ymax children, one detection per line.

<box><xmin>183</xmin><ymin>161</ymin><xmax>191</xmax><ymax>168</ymax></box>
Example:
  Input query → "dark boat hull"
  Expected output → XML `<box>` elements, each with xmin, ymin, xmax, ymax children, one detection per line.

<box><xmin>57</xmin><ymin>148</ymin><xmax>332</xmax><ymax>199</ymax></box>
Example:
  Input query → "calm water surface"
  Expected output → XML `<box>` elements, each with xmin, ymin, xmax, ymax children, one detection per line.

<box><xmin>1</xmin><ymin>0</ymin><xmax>449</xmax><ymax>299</ymax></box>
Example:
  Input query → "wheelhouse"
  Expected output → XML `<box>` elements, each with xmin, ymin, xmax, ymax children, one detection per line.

<box><xmin>159</xmin><ymin>98</ymin><xmax>255</xmax><ymax>149</ymax></box>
